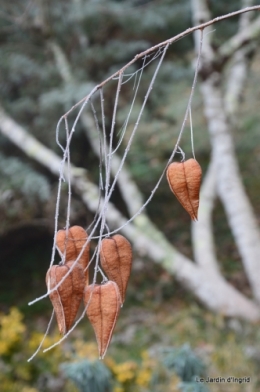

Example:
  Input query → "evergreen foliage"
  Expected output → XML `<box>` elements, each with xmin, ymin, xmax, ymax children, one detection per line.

<box><xmin>0</xmin><ymin>0</ymin><xmax>245</xmax><ymax>190</ymax></box>
<box><xmin>1</xmin><ymin>1</ymin><xmax>260</xmax><ymax>390</ymax></box>
<box><xmin>158</xmin><ymin>344</ymin><xmax>209</xmax><ymax>391</ymax></box>
<box><xmin>0</xmin><ymin>0</ymin><xmax>196</xmax><ymax>233</ymax></box>
<box><xmin>0</xmin><ymin>153</ymin><xmax>50</xmax><ymax>202</ymax></box>
<box><xmin>61</xmin><ymin>359</ymin><xmax>112</xmax><ymax>392</ymax></box>
<box><xmin>161</xmin><ymin>344</ymin><xmax>206</xmax><ymax>381</ymax></box>
<box><xmin>179</xmin><ymin>381</ymin><xmax>209</xmax><ymax>392</ymax></box>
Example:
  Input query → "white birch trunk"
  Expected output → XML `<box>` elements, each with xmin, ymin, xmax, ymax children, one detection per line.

<box><xmin>0</xmin><ymin>104</ymin><xmax>259</xmax><ymax>321</ymax></box>
<box><xmin>191</xmin><ymin>0</ymin><xmax>260</xmax><ymax>302</ymax></box>
<box><xmin>191</xmin><ymin>160</ymin><xmax>219</xmax><ymax>272</ymax></box>
<box><xmin>224</xmin><ymin>0</ymin><xmax>255</xmax><ymax>118</ymax></box>
<box><xmin>201</xmin><ymin>75</ymin><xmax>260</xmax><ymax>302</ymax></box>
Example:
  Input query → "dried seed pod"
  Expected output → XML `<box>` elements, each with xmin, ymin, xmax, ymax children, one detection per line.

<box><xmin>46</xmin><ymin>261</ymin><xmax>85</xmax><ymax>334</ymax></box>
<box><xmin>166</xmin><ymin>158</ymin><xmax>202</xmax><ymax>220</ymax></box>
<box><xmin>56</xmin><ymin>226</ymin><xmax>90</xmax><ymax>283</ymax></box>
<box><xmin>100</xmin><ymin>234</ymin><xmax>132</xmax><ymax>303</ymax></box>
<box><xmin>84</xmin><ymin>281</ymin><xmax>121</xmax><ymax>359</ymax></box>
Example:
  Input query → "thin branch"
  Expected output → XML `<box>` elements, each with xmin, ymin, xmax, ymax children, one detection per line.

<box><xmin>60</xmin><ymin>5</ymin><xmax>260</xmax><ymax>119</ymax></box>
<box><xmin>219</xmin><ymin>14</ymin><xmax>260</xmax><ymax>61</ymax></box>
<box><xmin>105</xmin><ymin>71</ymin><xmax>124</xmax><ymax>205</ymax></box>
<box><xmin>104</xmin><ymin>31</ymin><xmax>204</xmax><ymax>236</ymax></box>
<box><xmin>50</xmin><ymin>42</ymin><xmax>144</xmax><ymax>217</ymax></box>
<box><xmin>99</xmin><ymin>88</ymin><xmax>108</xmax><ymax>180</ymax></box>
<box><xmin>191</xmin><ymin>0</ymin><xmax>214</xmax><ymax>59</ymax></box>
<box><xmin>0</xmin><ymin>105</ymin><xmax>259</xmax><ymax>321</ymax></box>
<box><xmin>27</xmin><ymin>310</ymin><xmax>54</xmax><ymax>362</ymax></box>
<box><xmin>98</xmin><ymin>44</ymin><xmax>169</xmax><ymax>225</ymax></box>
<box><xmin>239</xmin><ymin>0</ymin><xmax>255</xmax><ymax>29</ymax></box>
<box><xmin>64</xmin><ymin>117</ymin><xmax>72</xmax><ymax>245</ymax></box>
<box><xmin>110</xmin><ymin>54</ymin><xmax>147</xmax><ymax>156</ymax></box>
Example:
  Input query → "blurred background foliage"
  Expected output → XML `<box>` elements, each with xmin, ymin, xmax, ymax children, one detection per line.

<box><xmin>1</xmin><ymin>0</ymin><xmax>260</xmax><ymax>391</ymax></box>
<box><xmin>1</xmin><ymin>306</ymin><xmax>260</xmax><ymax>391</ymax></box>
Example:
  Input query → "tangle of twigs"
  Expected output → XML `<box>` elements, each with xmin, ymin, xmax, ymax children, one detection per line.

<box><xmin>28</xmin><ymin>5</ymin><xmax>260</xmax><ymax>360</ymax></box>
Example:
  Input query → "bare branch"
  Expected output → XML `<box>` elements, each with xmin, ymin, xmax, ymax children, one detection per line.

<box><xmin>2</xmin><ymin>5</ymin><xmax>260</xmax><ymax>326</ymax></box>
<box><xmin>50</xmin><ymin>41</ymin><xmax>144</xmax><ymax>217</ymax></box>
<box><xmin>191</xmin><ymin>0</ymin><xmax>214</xmax><ymax>60</ymax></box>
<box><xmin>60</xmin><ymin>5</ymin><xmax>260</xmax><ymax>118</ymax></box>
<box><xmin>0</xmin><ymin>104</ymin><xmax>259</xmax><ymax>321</ymax></box>
<box><xmin>239</xmin><ymin>0</ymin><xmax>255</xmax><ymax>30</ymax></box>
<box><xmin>81</xmin><ymin>112</ymin><xmax>144</xmax><ymax>216</ymax></box>
<box><xmin>219</xmin><ymin>14</ymin><xmax>260</xmax><ymax>62</ymax></box>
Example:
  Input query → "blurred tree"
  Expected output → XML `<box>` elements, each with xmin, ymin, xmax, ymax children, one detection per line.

<box><xmin>0</xmin><ymin>0</ymin><xmax>260</xmax><ymax>322</ymax></box>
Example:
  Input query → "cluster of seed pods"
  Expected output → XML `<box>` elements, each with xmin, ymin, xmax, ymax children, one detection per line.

<box><xmin>46</xmin><ymin>227</ymin><xmax>132</xmax><ymax>359</ymax></box>
<box><xmin>46</xmin><ymin>158</ymin><xmax>201</xmax><ymax>358</ymax></box>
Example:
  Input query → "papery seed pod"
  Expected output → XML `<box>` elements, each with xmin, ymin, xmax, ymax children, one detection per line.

<box><xmin>56</xmin><ymin>226</ymin><xmax>90</xmax><ymax>283</ymax></box>
<box><xmin>46</xmin><ymin>261</ymin><xmax>85</xmax><ymax>334</ymax></box>
<box><xmin>100</xmin><ymin>234</ymin><xmax>132</xmax><ymax>304</ymax></box>
<box><xmin>166</xmin><ymin>158</ymin><xmax>202</xmax><ymax>221</ymax></box>
<box><xmin>84</xmin><ymin>281</ymin><xmax>121</xmax><ymax>359</ymax></box>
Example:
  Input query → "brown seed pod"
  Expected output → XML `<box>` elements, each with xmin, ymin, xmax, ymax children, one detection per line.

<box><xmin>56</xmin><ymin>226</ymin><xmax>90</xmax><ymax>283</ymax></box>
<box><xmin>166</xmin><ymin>158</ymin><xmax>202</xmax><ymax>221</ymax></box>
<box><xmin>84</xmin><ymin>281</ymin><xmax>121</xmax><ymax>359</ymax></box>
<box><xmin>46</xmin><ymin>261</ymin><xmax>85</xmax><ymax>335</ymax></box>
<box><xmin>100</xmin><ymin>234</ymin><xmax>132</xmax><ymax>304</ymax></box>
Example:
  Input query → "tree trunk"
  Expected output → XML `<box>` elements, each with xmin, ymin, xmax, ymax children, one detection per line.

<box><xmin>191</xmin><ymin>0</ymin><xmax>260</xmax><ymax>303</ymax></box>
<box><xmin>201</xmin><ymin>74</ymin><xmax>260</xmax><ymax>302</ymax></box>
<box><xmin>0</xmin><ymin>104</ymin><xmax>259</xmax><ymax>321</ymax></box>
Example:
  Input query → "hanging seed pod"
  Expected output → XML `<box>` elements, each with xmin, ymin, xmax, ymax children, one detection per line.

<box><xmin>46</xmin><ymin>261</ymin><xmax>85</xmax><ymax>334</ymax></box>
<box><xmin>166</xmin><ymin>158</ymin><xmax>202</xmax><ymax>220</ymax></box>
<box><xmin>84</xmin><ymin>281</ymin><xmax>121</xmax><ymax>359</ymax></box>
<box><xmin>100</xmin><ymin>234</ymin><xmax>132</xmax><ymax>304</ymax></box>
<box><xmin>56</xmin><ymin>226</ymin><xmax>90</xmax><ymax>283</ymax></box>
